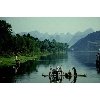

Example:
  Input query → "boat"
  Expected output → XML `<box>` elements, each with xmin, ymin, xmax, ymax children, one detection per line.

<box><xmin>42</xmin><ymin>66</ymin><xmax>87</xmax><ymax>78</ymax></box>
<box><xmin>42</xmin><ymin>73</ymin><xmax>87</xmax><ymax>77</ymax></box>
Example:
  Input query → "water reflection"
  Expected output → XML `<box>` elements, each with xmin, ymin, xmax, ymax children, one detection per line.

<box><xmin>1</xmin><ymin>52</ymin><xmax>100</xmax><ymax>83</ymax></box>
<box><xmin>18</xmin><ymin>60</ymin><xmax>37</xmax><ymax>75</ymax></box>
<box><xmin>71</xmin><ymin>52</ymin><xmax>96</xmax><ymax>67</ymax></box>
<box><xmin>71</xmin><ymin>76</ymin><xmax>77</xmax><ymax>83</ymax></box>
<box><xmin>71</xmin><ymin>52</ymin><xmax>100</xmax><ymax>75</ymax></box>
<box><xmin>0</xmin><ymin>60</ymin><xmax>37</xmax><ymax>83</ymax></box>
<box><xmin>97</xmin><ymin>68</ymin><xmax>100</xmax><ymax>74</ymax></box>
<box><xmin>39</xmin><ymin>53</ymin><xmax>68</xmax><ymax>67</ymax></box>
<box><xmin>43</xmin><ymin>74</ymin><xmax>77</xmax><ymax>83</ymax></box>
<box><xmin>49</xmin><ymin>75</ymin><xmax>62</xmax><ymax>83</ymax></box>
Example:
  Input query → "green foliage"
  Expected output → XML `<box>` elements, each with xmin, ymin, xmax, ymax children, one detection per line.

<box><xmin>0</xmin><ymin>20</ymin><xmax>69</xmax><ymax>57</ymax></box>
<box><xmin>0</xmin><ymin>20</ymin><xmax>13</xmax><ymax>54</ymax></box>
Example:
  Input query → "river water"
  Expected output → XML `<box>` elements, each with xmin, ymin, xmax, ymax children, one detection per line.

<box><xmin>1</xmin><ymin>52</ymin><xmax>100</xmax><ymax>83</ymax></box>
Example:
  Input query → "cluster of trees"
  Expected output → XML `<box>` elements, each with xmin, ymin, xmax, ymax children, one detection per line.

<box><xmin>0</xmin><ymin>20</ymin><xmax>69</xmax><ymax>57</ymax></box>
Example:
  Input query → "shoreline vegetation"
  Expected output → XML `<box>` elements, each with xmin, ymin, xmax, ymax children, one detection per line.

<box><xmin>0</xmin><ymin>51</ymin><xmax>66</xmax><ymax>67</ymax></box>
<box><xmin>0</xmin><ymin>51</ymin><xmax>97</xmax><ymax>67</ymax></box>
<box><xmin>0</xmin><ymin>20</ymin><xmax>69</xmax><ymax>67</ymax></box>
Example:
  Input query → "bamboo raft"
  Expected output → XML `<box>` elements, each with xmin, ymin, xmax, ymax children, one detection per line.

<box><xmin>42</xmin><ymin>73</ymin><xmax>87</xmax><ymax>77</ymax></box>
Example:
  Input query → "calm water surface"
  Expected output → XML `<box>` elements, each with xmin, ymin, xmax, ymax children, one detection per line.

<box><xmin>1</xmin><ymin>52</ymin><xmax>100</xmax><ymax>83</ymax></box>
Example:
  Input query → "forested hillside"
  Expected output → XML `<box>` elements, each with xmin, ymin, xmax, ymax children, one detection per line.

<box><xmin>0</xmin><ymin>20</ymin><xmax>69</xmax><ymax>57</ymax></box>
<box><xmin>70</xmin><ymin>31</ymin><xmax>100</xmax><ymax>51</ymax></box>
<box><xmin>17</xmin><ymin>28</ymin><xmax>94</xmax><ymax>47</ymax></box>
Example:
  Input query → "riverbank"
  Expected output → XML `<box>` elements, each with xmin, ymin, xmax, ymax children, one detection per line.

<box><xmin>0</xmin><ymin>56</ymin><xmax>36</xmax><ymax>67</ymax></box>
<box><xmin>0</xmin><ymin>51</ymin><xmax>67</xmax><ymax>67</ymax></box>
<box><xmin>0</xmin><ymin>53</ymin><xmax>51</xmax><ymax>67</ymax></box>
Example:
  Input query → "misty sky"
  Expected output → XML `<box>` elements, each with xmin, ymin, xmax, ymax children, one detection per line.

<box><xmin>0</xmin><ymin>17</ymin><xmax>100</xmax><ymax>34</ymax></box>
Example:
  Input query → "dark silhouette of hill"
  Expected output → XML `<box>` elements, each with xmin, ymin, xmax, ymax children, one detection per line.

<box><xmin>68</xmin><ymin>28</ymin><xmax>94</xmax><ymax>47</ymax></box>
<box><xmin>70</xmin><ymin>31</ymin><xmax>100</xmax><ymax>51</ymax></box>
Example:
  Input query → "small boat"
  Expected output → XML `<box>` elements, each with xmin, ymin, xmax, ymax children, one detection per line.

<box><xmin>42</xmin><ymin>73</ymin><xmax>87</xmax><ymax>77</ymax></box>
<box><xmin>42</xmin><ymin>66</ymin><xmax>87</xmax><ymax>78</ymax></box>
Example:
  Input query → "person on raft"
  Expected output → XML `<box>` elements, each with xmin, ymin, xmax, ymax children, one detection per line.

<box><xmin>68</xmin><ymin>70</ymin><xmax>72</xmax><ymax>76</ymax></box>
<box><xmin>50</xmin><ymin>66</ymin><xmax>52</xmax><ymax>73</ymax></box>
<box><xmin>59</xmin><ymin>65</ymin><xmax>63</xmax><ymax>74</ymax></box>
<box><xmin>72</xmin><ymin>67</ymin><xmax>77</xmax><ymax>76</ymax></box>
<box><xmin>96</xmin><ymin>53</ymin><xmax>100</xmax><ymax>61</ymax></box>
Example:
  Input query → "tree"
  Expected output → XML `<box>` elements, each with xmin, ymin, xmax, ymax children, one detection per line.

<box><xmin>0</xmin><ymin>20</ymin><xmax>12</xmax><ymax>55</ymax></box>
<box><xmin>0</xmin><ymin>20</ymin><xmax>69</xmax><ymax>56</ymax></box>
<box><xmin>0</xmin><ymin>20</ymin><xmax>12</xmax><ymax>38</ymax></box>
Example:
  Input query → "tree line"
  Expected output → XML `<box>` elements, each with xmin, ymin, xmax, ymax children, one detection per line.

<box><xmin>0</xmin><ymin>20</ymin><xmax>69</xmax><ymax>57</ymax></box>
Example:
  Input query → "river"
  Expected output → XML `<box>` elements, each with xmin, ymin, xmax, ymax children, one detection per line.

<box><xmin>1</xmin><ymin>51</ymin><xmax>100</xmax><ymax>83</ymax></box>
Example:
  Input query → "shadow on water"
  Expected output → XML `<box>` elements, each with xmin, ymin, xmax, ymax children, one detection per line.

<box><xmin>72</xmin><ymin>52</ymin><xmax>100</xmax><ymax>75</ymax></box>
<box><xmin>96</xmin><ymin>68</ymin><xmax>100</xmax><ymax>74</ymax></box>
<box><xmin>17</xmin><ymin>60</ymin><xmax>37</xmax><ymax>75</ymax></box>
<box><xmin>0</xmin><ymin>60</ymin><xmax>38</xmax><ymax>83</ymax></box>
<box><xmin>70</xmin><ymin>52</ymin><xmax>97</xmax><ymax>68</ymax></box>
<box><xmin>0</xmin><ymin>53</ymin><xmax>68</xmax><ymax>83</ymax></box>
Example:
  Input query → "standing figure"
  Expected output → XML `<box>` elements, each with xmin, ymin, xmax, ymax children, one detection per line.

<box><xmin>50</xmin><ymin>66</ymin><xmax>52</xmax><ymax>73</ymax></box>
<box><xmin>15</xmin><ymin>56</ymin><xmax>18</xmax><ymax>60</ymax></box>
<box><xmin>96</xmin><ymin>53</ymin><xmax>100</xmax><ymax>60</ymax></box>
<box><xmin>96</xmin><ymin>53</ymin><xmax>100</xmax><ymax>69</ymax></box>
<box><xmin>96</xmin><ymin>59</ymin><xmax>99</xmax><ymax>68</ymax></box>
<box><xmin>68</xmin><ymin>70</ymin><xmax>72</xmax><ymax>76</ymax></box>
<box><xmin>59</xmin><ymin>65</ymin><xmax>63</xmax><ymax>75</ymax></box>
<box><xmin>15</xmin><ymin>56</ymin><xmax>20</xmax><ymax>67</ymax></box>
<box><xmin>72</xmin><ymin>67</ymin><xmax>77</xmax><ymax>76</ymax></box>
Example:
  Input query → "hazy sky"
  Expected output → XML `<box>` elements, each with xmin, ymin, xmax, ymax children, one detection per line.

<box><xmin>0</xmin><ymin>17</ymin><xmax>100</xmax><ymax>34</ymax></box>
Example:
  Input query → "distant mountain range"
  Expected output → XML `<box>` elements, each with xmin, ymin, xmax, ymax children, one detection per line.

<box><xmin>68</xmin><ymin>28</ymin><xmax>94</xmax><ymax>47</ymax></box>
<box><xmin>12</xmin><ymin>28</ymin><xmax>95</xmax><ymax>48</ymax></box>
<box><xmin>13</xmin><ymin>30</ymin><xmax>74</xmax><ymax>44</ymax></box>
<box><xmin>70</xmin><ymin>31</ymin><xmax>100</xmax><ymax>51</ymax></box>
